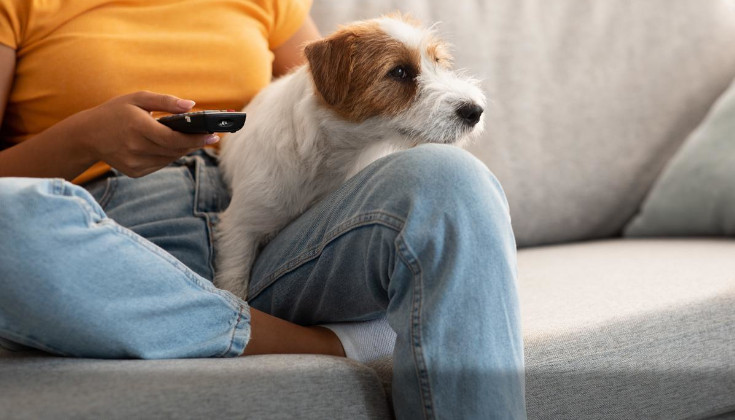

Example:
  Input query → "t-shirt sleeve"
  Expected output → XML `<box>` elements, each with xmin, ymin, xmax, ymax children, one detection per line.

<box><xmin>265</xmin><ymin>0</ymin><xmax>313</xmax><ymax>50</ymax></box>
<box><xmin>0</xmin><ymin>0</ymin><xmax>30</xmax><ymax>49</ymax></box>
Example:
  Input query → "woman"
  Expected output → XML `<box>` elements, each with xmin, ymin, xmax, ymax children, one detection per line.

<box><xmin>0</xmin><ymin>1</ymin><xmax>525</xmax><ymax>418</ymax></box>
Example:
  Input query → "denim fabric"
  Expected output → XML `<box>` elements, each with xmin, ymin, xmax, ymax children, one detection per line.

<box><xmin>0</xmin><ymin>145</ymin><xmax>525</xmax><ymax>419</ymax></box>
<box><xmin>0</xmin><ymin>152</ymin><xmax>249</xmax><ymax>359</ymax></box>
<box><xmin>83</xmin><ymin>149</ymin><xmax>229</xmax><ymax>281</ymax></box>
<box><xmin>249</xmin><ymin>144</ymin><xmax>526</xmax><ymax>419</ymax></box>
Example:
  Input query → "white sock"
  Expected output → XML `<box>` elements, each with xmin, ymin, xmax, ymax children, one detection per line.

<box><xmin>321</xmin><ymin>316</ymin><xmax>396</xmax><ymax>364</ymax></box>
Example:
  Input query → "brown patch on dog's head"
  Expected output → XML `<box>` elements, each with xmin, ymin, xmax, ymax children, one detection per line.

<box><xmin>304</xmin><ymin>20</ymin><xmax>421</xmax><ymax>122</ymax></box>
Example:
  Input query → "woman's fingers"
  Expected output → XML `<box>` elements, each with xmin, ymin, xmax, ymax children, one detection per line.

<box><xmin>127</xmin><ymin>91</ymin><xmax>196</xmax><ymax>114</ymax></box>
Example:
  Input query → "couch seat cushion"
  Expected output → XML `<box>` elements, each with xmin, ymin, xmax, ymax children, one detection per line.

<box><xmin>519</xmin><ymin>239</ymin><xmax>735</xmax><ymax>419</ymax></box>
<box><xmin>0</xmin><ymin>353</ymin><xmax>391</xmax><ymax>419</ymax></box>
<box><xmin>3</xmin><ymin>239</ymin><xmax>734</xmax><ymax>419</ymax></box>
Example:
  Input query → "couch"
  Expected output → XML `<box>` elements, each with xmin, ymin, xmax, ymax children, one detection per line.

<box><xmin>2</xmin><ymin>1</ymin><xmax>735</xmax><ymax>419</ymax></box>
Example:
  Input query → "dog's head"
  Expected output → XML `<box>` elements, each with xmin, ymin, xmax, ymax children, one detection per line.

<box><xmin>304</xmin><ymin>15</ymin><xmax>486</xmax><ymax>145</ymax></box>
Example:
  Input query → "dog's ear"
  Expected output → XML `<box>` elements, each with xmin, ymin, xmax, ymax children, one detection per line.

<box><xmin>304</xmin><ymin>31</ymin><xmax>355</xmax><ymax>106</ymax></box>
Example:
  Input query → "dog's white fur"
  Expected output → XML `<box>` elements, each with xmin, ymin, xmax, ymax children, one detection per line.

<box><xmin>215</xmin><ymin>16</ymin><xmax>486</xmax><ymax>299</ymax></box>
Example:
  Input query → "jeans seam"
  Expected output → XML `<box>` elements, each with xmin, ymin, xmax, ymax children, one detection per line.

<box><xmin>201</xmin><ymin>212</ymin><xmax>216</xmax><ymax>281</ymax></box>
<box><xmin>191</xmin><ymin>156</ymin><xmax>217</xmax><ymax>280</ymax></box>
<box><xmin>248</xmin><ymin>210</ymin><xmax>406</xmax><ymax>300</ymax></box>
<box><xmin>222</xmin><ymin>304</ymin><xmax>242</xmax><ymax>356</ymax></box>
<box><xmin>188</xmin><ymin>154</ymin><xmax>221</xmax><ymax>281</ymax></box>
<box><xmin>0</xmin><ymin>327</ymin><xmax>73</xmax><ymax>357</ymax></box>
<box><xmin>97</xmin><ymin>175</ymin><xmax>117</xmax><ymax>210</ymax></box>
<box><xmin>395</xmin><ymin>234</ymin><xmax>436</xmax><ymax>420</ymax></box>
<box><xmin>191</xmin><ymin>156</ymin><xmax>203</xmax><ymax>216</ymax></box>
<box><xmin>220</xmin><ymin>303</ymin><xmax>247</xmax><ymax>358</ymax></box>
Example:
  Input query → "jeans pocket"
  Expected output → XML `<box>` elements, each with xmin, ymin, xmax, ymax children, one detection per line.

<box><xmin>181</xmin><ymin>152</ymin><xmax>231</xmax><ymax>217</ymax></box>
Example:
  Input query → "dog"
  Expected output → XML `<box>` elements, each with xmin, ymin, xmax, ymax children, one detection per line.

<box><xmin>214</xmin><ymin>15</ymin><xmax>487</xmax><ymax>300</ymax></box>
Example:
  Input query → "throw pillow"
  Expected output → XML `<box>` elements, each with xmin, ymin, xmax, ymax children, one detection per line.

<box><xmin>624</xmin><ymin>76</ymin><xmax>735</xmax><ymax>236</ymax></box>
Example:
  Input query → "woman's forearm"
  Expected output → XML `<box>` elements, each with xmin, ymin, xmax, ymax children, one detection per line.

<box><xmin>0</xmin><ymin>113</ymin><xmax>96</xmax><ymax>180</ymax></box>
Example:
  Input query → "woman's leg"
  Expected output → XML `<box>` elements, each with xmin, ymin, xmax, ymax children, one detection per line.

<box><xmin>248</xmin><ymin>144</ymin><xmax>526</xmax><ymax>419</ymax></box>
<box><xmin>0</xmin><ymin>177</ymin><xmax>249</xmax><ymax>358</ymax></box>
<box><xmin>0</xmin><ymin>146</ymin><xmax>345</xmax><ymax>358</ymax></box>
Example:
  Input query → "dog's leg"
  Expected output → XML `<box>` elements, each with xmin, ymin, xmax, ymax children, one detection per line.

<box><xmin>213</xmin><ymin>204</ymin><xmax>264</xmax><ymax>300</ymax></box>
<box><xmin>214</xmin><ymin>186</ymin><xmax>303</xmax><ymax>300</ymax></box>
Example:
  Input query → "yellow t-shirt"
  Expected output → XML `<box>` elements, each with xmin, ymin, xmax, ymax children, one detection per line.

<box><xmin>0</xmin><ymin>0</ymin><xmax>311</xmax><ymax>184</ymax></box>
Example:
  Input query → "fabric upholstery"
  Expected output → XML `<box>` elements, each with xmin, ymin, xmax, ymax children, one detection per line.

<box><xmin>624</xmin><ymin>75</ymin><xmax>735</xmax><ymax>237</ymax></box>
<box><xmin>0</xmin><ymin>353</ymin><xmax>391</xmax><ymax>419</ymax></box>
<box><xmin>518</xmin><ymin>239</ymin><xmax>735</xmax><ymax>419</ymax></box>
<box><xmin>310</xmin><ymin>0</ymin><xmax>735</xmax><ymax>247</ymax></box>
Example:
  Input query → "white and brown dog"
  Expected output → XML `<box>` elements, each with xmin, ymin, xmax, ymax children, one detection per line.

<box><xmin>215</xmin><ymin>16</ymin><xmax>486</xmax><ymax>299</ymax></box>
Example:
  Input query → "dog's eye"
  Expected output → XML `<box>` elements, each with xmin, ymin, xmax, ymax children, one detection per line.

<box><xmin>388</xmin><ymin>66</ymin><xmax>409</xmax><ymax>80</ymax></box>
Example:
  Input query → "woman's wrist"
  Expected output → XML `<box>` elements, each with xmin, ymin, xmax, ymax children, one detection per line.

<box><xmin>61</xmin><ymin>109</ymin><xmax>102</xmax><ymax>169</ymax></box>
<box><xmin>36</xmin><ymin>109</ymin><xmax>101</xmax><ymax>176</ymax></box>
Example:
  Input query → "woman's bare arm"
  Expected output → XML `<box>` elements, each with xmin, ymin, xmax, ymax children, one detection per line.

<box><xmin>272</xmin><ymin>16</ymin><xmax>321</xmax><ymax>77</ymax></box>
<box><xmin>0</xmin><ymin>44</ymin><xmax>12</xmax><ymax>121</ymax></box>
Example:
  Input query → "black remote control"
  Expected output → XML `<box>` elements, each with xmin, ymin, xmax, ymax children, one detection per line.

<box><xmin>157</xmin><ymin>110</ymin><xmax>247</xmax><ymax>134</ymax></box>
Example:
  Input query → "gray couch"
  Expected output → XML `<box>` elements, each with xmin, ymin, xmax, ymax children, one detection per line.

<box><xmin>3</xmin><ymin>1</ymin><xmax>735</xmax><ymax>419</ymax></box>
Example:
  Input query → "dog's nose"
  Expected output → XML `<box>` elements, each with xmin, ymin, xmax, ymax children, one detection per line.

<box><xmin>456</xmin><ymin>103</ymin><xmax>484</xmax><ymax>127</ymax></box>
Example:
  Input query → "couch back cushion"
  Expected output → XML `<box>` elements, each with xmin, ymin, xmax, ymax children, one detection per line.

<box><xmin>309</xmin><ymin>0</ymin><xmax>735</xmax><ymax>247</ymax></box>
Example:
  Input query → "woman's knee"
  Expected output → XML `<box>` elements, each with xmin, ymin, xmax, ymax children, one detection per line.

<box><xmin>365</xmin><ymin>145</ymin><xmax>519</xmax><ymax>298</ymax></box>
<box><xmin>367</xmin><ymin>144</ymin><xmax>510</xmax><ymax>216</ymax></box>
<box><xmin>0</xmin><ymin>177</ymin><xmax>62</xmax><ymax>211</ymax></box>
<box><xmin>0</xmin><ymin>177</ymin><xmax>107</xmax><ymax>289</ymax></box>
<box><xmin>0</xmin><ymin>178</ymin><xmax>104</xmax><ymax>237</ymax></box>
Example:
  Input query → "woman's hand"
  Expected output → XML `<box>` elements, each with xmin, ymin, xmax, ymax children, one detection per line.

<box><xmin>0</xmin><ymin>75</ymin><xmax>219</xmax><ymax>180</ymax></box>
<box><xmin>73</xmin><ymin>91</ymin><xmax>219</xmax><ymax>178</ymax></box>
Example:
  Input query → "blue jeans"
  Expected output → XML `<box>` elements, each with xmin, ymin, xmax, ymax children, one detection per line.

<box><xmin>0</xmin><ymin>145</ymin><xmax>526</xmax><ymax>419</ymax></box>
